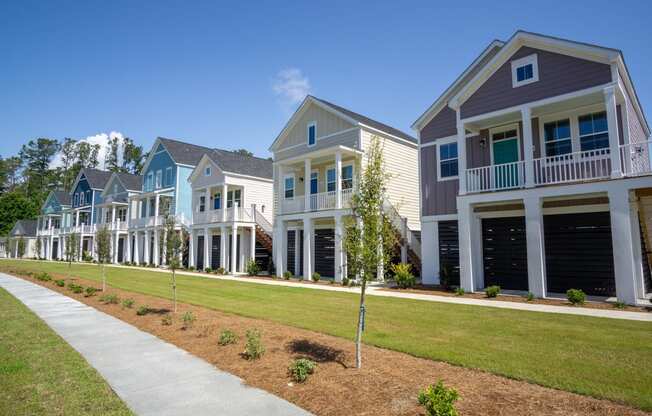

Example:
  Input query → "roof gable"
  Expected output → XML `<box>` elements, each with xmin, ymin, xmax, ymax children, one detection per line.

<box><xmin>141</xmin><ymin>137</ymin><xmax>213</xmax><ymax>175</ymax></box>
<box><xmin>189</xmin><ymin>150</ymin><xmax>273</xmax><ymax>183</ymax></box>
<box><xmin>11</xmin><ymin>219</ymin><xmax>37</xmax><ymax>237</ymax></box>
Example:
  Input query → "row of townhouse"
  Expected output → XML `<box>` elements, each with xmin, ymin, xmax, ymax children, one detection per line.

<box><xmin>6</xmin><ymin>31</ymin><xmax>651</xmax><ymax>305</ymax></box>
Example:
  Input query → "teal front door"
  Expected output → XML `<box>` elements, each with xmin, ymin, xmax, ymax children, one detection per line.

<box><xmin>492</xmin><ymin>136</ymin><xmax>520</xmax><ymax>188</ymax></box>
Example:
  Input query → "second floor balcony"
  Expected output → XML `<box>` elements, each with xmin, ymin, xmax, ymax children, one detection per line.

<box><xmin>281</xmin><ymin>188</ymin><xmax>354</xmax><ymax>214</ymax></box>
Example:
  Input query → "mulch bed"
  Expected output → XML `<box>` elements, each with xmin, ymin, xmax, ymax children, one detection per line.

<box><xmin>381</xmin><ymin>285</ymin><xmax>652</xmax><ymax>313</ymax></box>
<box><xmin>5</xmin><ymin>267</ymin><xmax>648</xmax><ymax>416</ymax></box>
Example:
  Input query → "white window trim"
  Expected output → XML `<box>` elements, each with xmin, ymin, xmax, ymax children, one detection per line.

<box><xmin>147</xmin><ymin>172</ymin><xmax>153</xmax><ymax>191</ymax></box>
<box><xmin>283</xmin><ymin>173</ymin><xmax>295</xmax><ymax>199</ymax></box>
<box><xmin>489</xmin><ymin>123</ymin><xmax>521</xmax><ymax>166</ymax></box>
<box><xmin>204</xmin><ymin>166</ymin><xmax>211</xmax><ymax>177</ymax></box>
<box><xmin>155</xmin><ymin>170</ymin><xmax>162</xmax><ymax>189</ymax></box>
<box><xmin>310</xmin><ymin>170</ymin><xmax>319</xmax><ymax>194</ymax></box>
<box><xmin>326</xmin><ymin>162</ymin><xmax>356</xmax><ymax>190</ymax></box>
<box><xmin>436</xmin><ymin>135</ymin><xmax>459</xmax><ymax>182</ymax></box>
<box><xmin>511</xmin><ymin>53</ymin><xmax>539</xmax><ymax>88</ymax></box>
<box><xmin>165</xmin><ymin>166</ymin><xmax>173</xmax><ymax>185</ymax></box>
<box><xmin>537</xmin><ymin>103</ymin><xmax>607</xmax><ymax>158</ymax></box>
<box><xmin>307</xmin><ymin>121</ymin><xmax>317</xmax><ymax>147</ymax></box>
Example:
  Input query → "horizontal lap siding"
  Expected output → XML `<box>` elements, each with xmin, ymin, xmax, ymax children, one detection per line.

<box><xmin>461</xmin><ymin>47</ymin><xmax>612</xmax><ymax>119</ymax></box>
<box><xmin>280</xmin><ymin>104</ymin><xmax>356</xmax><ymax>148</ymax></box>
<box><xmin>421</xmin><ymin>107</ymin><xmax>457</xmax><ymax>143</ymax></box>
<box><xmin>420</xmin><ymin>146</ymin><xmax>458</xmax><ymax>216</ymax></box>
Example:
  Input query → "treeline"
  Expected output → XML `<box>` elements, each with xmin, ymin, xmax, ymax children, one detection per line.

<box><xmin>0</xmin><ymin>136</ymin><xmax>146</xmax><ymax>235</ymax></box>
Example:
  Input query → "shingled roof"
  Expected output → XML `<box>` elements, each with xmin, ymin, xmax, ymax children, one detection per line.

<box><xmin>115</xmin><ymin>172</ymin><xmax>143</xmax><ymax>191</ymax></box>
<box><xmin>158</xmin><ymin>137</ymin><xmax>213</xmax><ymax>166</ymax></box>
<box><xmin>11</xmin><ymin>219</ymin><xmax>37</xmax><ymax>237</ymax></box>
<box><xmin>206</xmin><ymin>149</ymin><xmax>273</xmax><ymax>179</ymax></box>
<box><xmin>53</xmin><ymin>190</ymin><xmax>71</xmax><ymax>206</ymax></box>
<box><xmin>81</xmin><ymin>168</ymin><xmax>113</xmax><ymax>190</ymax></box>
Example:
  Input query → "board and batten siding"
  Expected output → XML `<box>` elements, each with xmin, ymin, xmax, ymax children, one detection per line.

<box><xmin>362</xmin><ymin>129</ymin><xmax>420</xmax><ymax>230</ymax></box>
<box><xmin>276</xmin><ymin>104</ymin><xmax>356</xmax><ymax>150</ymax></box>
<box><xmin>461</xmin><ymin>46</ymin><xmax>612</xmax><ymax>119</ymax></box>
<box><xmin>230</xmin><ymin>175</ymin><xmax>274</xmax><ymax>224</ymax></box>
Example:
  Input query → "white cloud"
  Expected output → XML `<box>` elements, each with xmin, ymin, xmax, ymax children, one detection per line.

<box><xmin>272</xmin><ymin>68</ymin><xmax>311</xmax><ymax>106</ymax></box>
<box><xmin>50</xmin><ymin>131</ymin><xmax>126</xmax><ymax>169</ymax></box>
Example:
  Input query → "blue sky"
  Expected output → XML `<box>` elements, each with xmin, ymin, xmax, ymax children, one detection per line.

<box><xmin>1</xmin><ymin>0</ymin><xmax>650</xmax><ymax>160</ymax></box>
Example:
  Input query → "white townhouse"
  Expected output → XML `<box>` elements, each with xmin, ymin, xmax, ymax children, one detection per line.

<box><xmin>270</xmin><ymin>95</ymin><xmax>421</xmax><ymax>282</ymax></box>
<box><xmin>187</xmin><ymin>149</ymin><xmax>274</xmax><ymax>273</ymax></box>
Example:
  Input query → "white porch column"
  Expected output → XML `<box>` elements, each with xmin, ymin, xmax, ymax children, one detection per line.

<box><xmin>143</xmin><ymin>231</ymin><xmax>150</xmax><ymax>264</ymax></box>
<box><xmin>75</xmin><ymin>210</ymin><xmax>80</xmax><ymax>227</ymax></box>
<box><xmin>274</xmin><ymin>221</ymin><xmax>285</xmax><ymax>277</ymax></box>
<box><xmin>231</xmin><ymin>225</ymin><xmax>238</xmax><ymax>274</ymax></box>
<box><xmin>133</xmin><ymin>232</ymin><xmax>140</xmax><ymax>264</ymax></box>
<box><xmin>153</xmin><ymin>229</ymin><xmax>159</xmax><ymax>266</ymax></box>
<box><xmin>126</xmin><ymin>232</ymin><xmax>131</xmax><ymax>263</ymax></box>
<box><xmin>334</xmin><ymin>215</ymin><xmax>344</xmax><ymax>282</ymax></box>
<box><xmin>204</xmin><ymin>187</ymin><xmax>211</xmax><ymax>217</ymax></box>
<box><xmin>421</xmin><ymin>220</ymin><xmax>439</xmax><ymax>285</ymax></box>
<box><xmin>456</xmin><ymin>113</ymin><xmax>467</xmax><ymax>195</ymax></box>
<box><xmin>111</xmin><ymin>206</ymin><xmax>116</xmax><ymax>227</ymax></box>
<box><xmin>220</xmin><ymin>225</ymin><xmax>227</xmax><ymax>270</ymax></box>
<box><xmin>304</xmin><ymin>158</ymin><xmax>311</xmax><ymax>212</ymax></box>
<box><xmin>204</xmin><ymin>227</ymin><xmax>211</xmax><ymax>270</ymax></box>
<box><xmin>78</xmin><ymin>233</ymin><xmax>83</xmax><ymax>261</ymax></box>
<box><xmin>302</xmin><ymin>216</ymin><xmax>312</xmax><ymax>279</ymax></box>
<box><xmin>524</xmin><ymin>196</ymin><xmax>546</xmax><ymax>297</ymax></box>
<box><xmin>522</xmin><ymin>107</ymin><xmax>535</xmax><ymax>188</ymax></box>
<box><xmin>604</xmin><ymin>86</ymin><xmax>622</xmax><ymax>178</ymax></box>
<box><xmin>113</xmin><ymin>232</ymin><xmax>119</xmax><ymax>263</ymax></box>
<box><xmin>249</xmin><ymin>225</ymin><xmax>256</xmax><ymax>265</ymax></box>
<box><xmin>608</xmin><ymin>188</ymin><xmax>640</xmax><ymax>304</ymax></box>
<box><xmin>188</xmin><ymin>229</ymin><xmax>195</xmax><ymax>268</ymax></box>
<box><xmin>335</xmin><ymin>151</ymin><xmax>342</xmax><ymax>209</ymax></box>
<box><xmin>458</xmin><ymin>200</ymin><xmax>475</xmax><ymax>292</ymax></box>
<box><xmin>155</xmin><ymin>194</ymin><xmax>160</xmax><ymax>223</ymax></box>
<box><xmin>221</xmin><ymin>183</ymin><xmax>228</xmax><ymax>222</ymax></box>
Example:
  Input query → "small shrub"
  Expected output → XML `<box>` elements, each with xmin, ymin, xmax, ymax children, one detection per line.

<box><xmin>454</xmin><ymin>287</ymin><xmax>465</xmax><ymax>296</ymax></box>
<box><xmin>218</xmin><ymin>329</ymin><xmax>238</xmax><ymax>346</ymax></box>
<box><xmin>485</xmin><ymin>285</ymin><xmax>500</xmax><ymax>298</ymax></box>
<box><xmin>283</xmin><ymin>271</ymin><xmax>292</xmax><ymax>280</ymax></box>
<box><xmin>566</xmin><ymin>288</ymin><xmax>586</xmax><ymax>305</ymax></box>
<box><xmin>71</xmin><ymin>285</ymin><xmax>83</xmax><ymax>294</ymax></box>
<box><xmin>244</xmin><ymin>329</ymin><xmax>265</xmax><ymax>360</ymax></box>
<box><xmin>122</xmin><ymin>298</ymin><xmax>135</xmax><ymax>309</ymax></box>
<box><xmin>391</xmin><ymin>263</ymin><xmax>415</xmax><ymax>289</ymax></box>
<box><xmin>288</xmin><ymin>358</ymin><xmax>317</xmax><ymax>383</ymax></box>
<box><xmin>329</xmin><ymin>280</ymin><xmax>335</xmax><ymax>284</ymax></box>
<box><xmin>84</xmin><ymin>287</ymin><xmax>98</xmax><ymax>297</ymax></box>
<box><xmin>246</xmin><ymin>259</ymin><xmax>261</xmax><ymax>276</ymax></box>
<box><xmin>525</xmin><ymin>291</ymin><xmax>534</xmax><ymax>302</ymax></box>
<box><xmin>205</xmin><ymin>267</ymin><xmax>212</xmax><ymax>274</ymax></box>
<box><xmin>55</xmin><ymin>279</ymin><xmax>65</xmax><ymax>287</ymax></box>
<box><xmin>342</xmin><ymin>276</ymin><xmax>350</xmax><ymax>286</ymax></box>
<box><xmin>311</xmin><ymin>272</ymin><xmax>321</xmax><ymax>282</ymax></box>
<box><xmin>216</xmin><ymin>267</ymin><xmax>226</xmax><ymax>275</ymax></box>
<box><xmin>418</xmin><ymin>380</ymin><xmax>459</xmax><ymax>416</ymax></box>
<box><xmin>181</xmin><ymin>311</ymin><xmax>196</xmax><ymax>329</ymax></box>
<box><xmin>161</xmin><ymin>314</ymin><xmax>173</xmax><ymax>326</ymax></box>
<box><xmin>82</xmin><ymin>251</ymin><xmax>93</xmax><ymax>262</ymax></box>
<box><xmin>136</xmin><ymin>305</ymin><xmax>149</xmax><ymax>316</ymax></box>
<box><xmin>188</xmin><ymin>266</ymin><xmax>196</xmax><ymax>271</ymax></box>
<box><xmin>613</xmin><ymin>300</ymin><xmax>626</xmax><ymax>309</ymax></box>
<box><xmin>36</xmin><ymin>272</ymin><xmax>52</xmax><ymax>282</ymax></box>
<box><xmin>99</xmin><ymin>293</ymin><xmax>119</xmax><ymax>304</ymax></box>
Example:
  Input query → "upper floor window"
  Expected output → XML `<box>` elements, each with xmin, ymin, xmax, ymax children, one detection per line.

<box><xmin>74</xmin><ymin>193</ymin><xmax>78</xmax><ymax>206</ymax></box>
<box><xmin>199</xmin><ymin>195</ymin><xmax>205</xmax><ymax>213</ymax></box>
<box><xmin>165</xmin><ymin>167</ymin><xmax>173</xmax><ymax>186</ymax></box>
<box><xmin>113</xmin><ymin>184</ymin><xmax>118</xmax><ymax>194</ymax></box>
<box><xmin>511</xmin><ymin>54</ymin><xmax>539</xmax><ymax>88</ymax></box>
<box><xmin>118</xmin><ymin>208</ymin><xmax>127</xmax><ymax>222</ymax></box>
<box><xmin>105</xmin><ymin>210</ymin><xmax>112</xmax><ymax>223</ymax></box>
<box><xmin>86</xmin><ymin>190</ymin><xmax>91</xmax><ymax>205</ymax></box>
<box><xmin>284</xmin><ymin>176</ymin><xmax>295</xmax><ymax>199</ymax></box>
<box><xmin>307</xmin><ymin>122</ymin><xmax>316</xmax><ymax>146</ymax></box>
<box><xmin>311</xmin><ymin>172</ymin><xmax>319</xmax><ymax>194</ymax></box>
<box><xmin>543</xmin><ymin>119</ymin><xmax>572</xmax><ymax>157</ymax></box>
<box><xmin>204</xmin><ymin>166</ymin><xmax>211</xmax><ymax>177</ymax></box>
<box><xmin>155</xmin><ymin>170</ymin><xmax>162</xmax><ymax>189</ymax></box>
<box><xmin>146</xmin><ymin>172</ymin><xmax>153</xmax><ymax>191</ymax></box>
<box><xmin>213</xmin><ymin>192</ymin><xmax>221</xmax><ymax>210</ymax></box>
<box><xmin>326</xmin><ymin>168</ymin><xmax>336</xmax><ymax>192</ymax></box>
<box><xmin>227</xmin><ymin>189</ymin><xmax>241</xmax><ymax>208</ymax></box>
<box><xmin>342</xmin><ymin>165</ymin><xmax>353</xmax><ymax>189</ymax></box>
<box><xmin>579</xmin><ymin>111</ymin><xmax>609</xmax><ymax>151</ymax></box>
<box><xmin>438</xmin><ymin>141</ymin><xmax>459</xmax><ymax>180</ymax></box>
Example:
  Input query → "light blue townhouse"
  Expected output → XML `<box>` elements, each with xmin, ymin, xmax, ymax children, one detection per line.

<box><xmin>36</xmin><ymin>190</ymin><xmax>71</xmax><ymax>260</ymax></box>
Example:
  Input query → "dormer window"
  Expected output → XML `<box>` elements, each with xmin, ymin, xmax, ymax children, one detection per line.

<box><xmin>511</xmin><ymin>54</ymin><xmax>539</xmax><ymax>88</ymax></box>
<box><xmin>307</xmin><ymin>122</ymin><xmax>316</xmax><ymax>146</ymax></box>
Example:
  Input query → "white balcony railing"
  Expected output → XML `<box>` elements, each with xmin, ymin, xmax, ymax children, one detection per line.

<box><xmin>466</xmin><ymin>161</ymin><xmax>526</xmax><ymax>193</ymax></box>
<box><xmin>281</xmin><ymin>197</ymin><xmax>305</xmax><ymax>214</ymax></box>
<box><xmin>620</xmin><ymin>139</ymin><xmax>652</xmax><ymax>176</ymax></box>
<box><xmin>309</xmin><ymin>191</ymin><xmax>337</xmax><ymax>210</ymax></box>
<box><xmin>281</xmin><ymin>189</ymin><xmax>355</xmax><ymax>214</ymax></box>
<box><xmin>533</xmin><ymin>148</ymin><xmax>611</xmax><ymax>186</ymax></box>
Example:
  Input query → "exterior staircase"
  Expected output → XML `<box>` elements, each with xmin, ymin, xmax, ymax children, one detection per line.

<box><xmin>252</xmin><ymin>208</ymin><xmax>274</xmax><ymax>263</ymax></box>
<box><xmin>635</xmin><ymin>191</ymin><xmax>652</xmax><ymax>294</ymax></box>
<box><xmin>383</xmin><ymin>200</ymin><xmax>421</xmax><ymax>276</ymax></box>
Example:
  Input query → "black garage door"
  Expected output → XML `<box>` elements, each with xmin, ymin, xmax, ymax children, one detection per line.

<box><xmin>314</xmin><ymin>229</ymin><xmax>335</xmax><ymax>278</ymax></box>
<box><xmin>287</xmin><ymin>230</ymin><xmax>297</xmax><ymax>276</ymax></box>
<box><xmin>211</xmin><ymin>235</ymin><xmax>221</xmax><ymax>270</ymax></box>
<box><xmin>544</xmin><ymin>212</ymin><xmax>615</xmax><ymax>297</ymax></box>
<box><xmin>196</xmin><ymin>236</ymin><xmax>204</xmax><ymax>270</ymax></box>
<box><xmin>482</xmin><ymin>217</ymin><xmax>528</xmax><ymax>290</ymax></box>
<box><xmin>438</xmin><ymin>221</ymin><xmax>460</xmax><ymax>286</ymax></box>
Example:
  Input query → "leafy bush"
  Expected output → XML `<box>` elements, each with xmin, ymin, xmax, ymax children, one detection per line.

<box><xmin>454</xmin><ymin>287</ymin><xmax>465</xmax><ymax>296</ymax></box>
<box><xmin>181</xmin><ymin>311</ymin><xmax>196</xmax><ymax>329</ymax></box>
<box><xmin>136</xmin><ymin>305</ymin><xmax>149</xmax><ymax>316</ymax></box>
<box><xmin>161</xmin><ymin>314</ymin><xmax>173</xmax><ymax>326</ymax></box>
<box><xmin>525</xmin><ymin>291</ymin><xmax>534</xmax><ymax>302</ymax></box>
<box><xmin>246</xmin><ymin>260</ymin><xmax>260</xmax><ymax>276</ymax></box>
<box><xmin>311</xmin><ymin>272</ymin><xmax>321</xmax><ymax>282</ymax></box>
<box><xmin>613</xmin><ymin>300</ymin><xmax>626</xmax><ymax>309</ymax></box>
<box><xmin>216</xmin><ymin>267</ymin><xmax>226</xmax><ymax>275</ymax></box>
<box><xmin>55</xmin><ymin>279</ymin><xmax>65</xmax><ymax>287</ymax></box>
<box><xmin>283</xmin><ymin>271</ymin><xmax>292</xmax><ymax>280</ymax></box>
<box><xmin>71</xmin><ymin>285</ymin><xmax>84</xmax><ymax>294</ymax></box>
<box><xmin>342</xmin><ymin>276</ymin><xmax>350</xmax><ymax>286</ymax></box>
<box><xmin>188</xmin><ymin>266</ymin><xmax>196</xmax><ymax>271</ymax></box>
<box><xmin>84</xmin><ymin>287</ymin><xmax>98</xmax><ymax>297</ymax></box>
<box><xmin>122</xmin><ymin>298</ymin><xmax>135</xmax><ymax>309</ymax></box>
<box><xmin>82</xmin><ymin>251</ymin><xmax>93</xmax><ymax>262</ymax></box>
<box><xmin>218</xmin><ymin>329</ymin><xmax>238</xmax><ymax>346</ymax></box>
<box><xmin>205</xmin><ymin>267</ymin><xmax>212</xmax><ymax>273</ymax></box>
<box><xmin>418</xmin><ymin>380</ymin><xmax>459</xmax><ymax>416</ymax></box>
<box><xmin>566</xmin><ymin>289</ymin><xmax>586</xmax><ymax>305</ymax></box>
<box><xmin>485</xmin><ymin>285</ymin><xmax>500</xmax><ymax>298</ymax></box>
<box><xmin>288</xmin><ymin>358</ymin><xmax>317</xmax><ymax>383</ymax></box>
<box><xmin>35</xmin><ymin>272</ymin><xmax>52</xmax><ymax>282</ymax></box>
<box><xmin>244</xmin><ymin>329</ymin><xmax>265</xmax><ymax>360</ymax></box>
<box><xmin>391</xmin><ymin>263</ymin><xmax>415</xmax><ymax>289</ymax></box>
<box><xmin>99</xmin><ymin>293</ymin><xmax>119</xmax><ymax>304</ymax></box>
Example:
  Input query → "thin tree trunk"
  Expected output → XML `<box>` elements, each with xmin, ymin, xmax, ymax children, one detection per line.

<box><xmin>355</xmin><ymin>277</ymin><xmax>367</xmax><ymax>369</ymax></box>
<box><xmin>102</xmin><ymin>263</ymin><xmax>106</xmax><ymax>292</ymax></box>
<box><xmin>172</xmin><ymin>270</ymin><xmax>177</xmax><ymax>313</ymax></box>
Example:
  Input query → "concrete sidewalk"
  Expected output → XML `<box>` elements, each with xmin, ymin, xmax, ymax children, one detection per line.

<box><xmin>0</xmin><ymin>273</ymin><xmax>311</xmax><ymax>416</ymax></box>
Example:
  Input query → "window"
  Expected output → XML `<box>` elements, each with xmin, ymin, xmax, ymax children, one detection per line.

<box><xmin>327</xmin><ymin>168</ymin><xmax>336</xmax><ymax>192</ymax></box>
<box><xmin>165</xmin><ymin>167</ymin><xmax>173</xmax><ymax>186</ymax></box>
<box><xmin>86</xmin><ymin>191</ymin><xmax>91</xmax><ymax>205</ymax></box>
<box><xmin>579</xmin><ymin>111</ymin><xmax>609</xmax><ymax>151</ymax></box>
<box><xmin>310</xmin><ymin>172</ymin><xmax>319</xmax><ymax>194</ymax></box>
<box><xmin>511</xmin><ymin>54</ymin><xmax>539</xmax><ymax>87</ymax></box>
<box><xmin>284</xmin><ymin>176</ymin><xmax>295</xmax><ymax>199</ymax></box>
<box><xmin>199</xmin><ymin>196</ymin><xmax>205</xmax><ymax>213</ymax></box>
<box><xmin>113</xmin><ymin>184</ymin><xmax>118</xmax><ymax>194</ymax></box>
<box><xmin>307</xmin><ymin>122</ymin><xmax>316</xmax><ymax>146</ymax></box>
<box><xmin>213</xmin><ymin>192</ymin><xmax>221</xmax><ymax>209</ymax></box>
<box><xmin>155</xmin><ymin>170</ymin><xmax>162</xmax><ymax>189</ymax></box>
<box><xmin>438</xmin><ymin>142</ymin><xmax>459</xmax><ymax>179</ymax></box>
<box><xmin>105</xmin><ymin>210</ymin><xmax>112</xmax><ymax>223</ymax></box>
<box><xmin>227</xmin><ymin>189</ymin><xmax>241</xmax><ymax>208</ymax></box>
<box><xmin>74</xmin><ymin>193</ymin><xmax>78</xmax><ymax>206</ymax></box>
<box><xmin>118</xmin><ymin>208</ymin><xmax>126</xmax><ymax>222</ymax></box>
<box><xmin>342</xmin><ymin>165</ymin><xmax>353</xmax><ymax>189</ymax></box>
<box><xmin>147</xmin><ymin>172</ymin><xmax>153</xmax><ymax>191</ymax></box>
<box><xmin>204</xmin><ymin>166</ymin><xmax>211</xmax><ymax>177</ymax></box>
<box><xmin>543</xmin><ymin>119</ymin><xmax>572</xmax><ymax>157</ymax></box>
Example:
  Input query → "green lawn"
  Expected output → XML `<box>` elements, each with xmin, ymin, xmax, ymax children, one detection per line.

<box><xmin>2</xmin><ymin>260</ymin><xmax>652</xmax><ymax>410</ymax></box>
<box><xmin>0</xmin><ymin>285</ymin><xmax>133</xmax><ymax>416</ymax></box>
